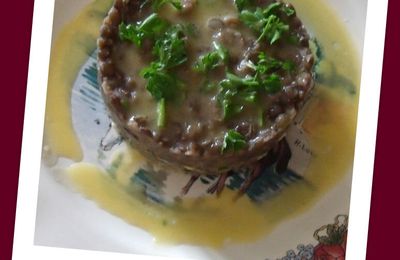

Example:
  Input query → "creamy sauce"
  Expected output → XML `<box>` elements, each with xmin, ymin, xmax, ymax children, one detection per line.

<box><xmin>67</xmin><ymin>158</ymin><xmax>277</xmax><ymax>247</ymax></box>
<box><xmin>45</xmin><ymin>0</ymin><xmax>360</xmax><ymax>248</ymax></box>
<box><xmin>45</xmin><ymin>0</ymin><xmax>113</xmax><ymax>161</ymax></box>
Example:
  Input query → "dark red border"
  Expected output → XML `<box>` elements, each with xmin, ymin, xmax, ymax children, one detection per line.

<box><xmin>366</xmin><ymin>0</ymin><xmax>400</xmax><ymax>259</ymax></box>
<box><xmin>0</xmin><ymin>0</ymin><xmax>35</xmax><ymax>260</ymax></box>
<box><xmin>0</xmin><ymin>0</ymin><xmax>398</xmax><ymax>259</ymax></box>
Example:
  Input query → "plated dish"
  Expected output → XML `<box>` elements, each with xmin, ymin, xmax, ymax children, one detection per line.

<box><xmin>98</xmin><ymin>0</ymin><xmax>314</xmax><ymax>180</ymax></box>
<box><xmin>36</xmin><ymin>0</ymin><xmax>364</xmax><ymax>259</ymax></box>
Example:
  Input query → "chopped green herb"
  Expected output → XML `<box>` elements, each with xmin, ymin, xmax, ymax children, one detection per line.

<box><xmin>239</xmin><ymin>8</ymin><xmax>264</xmax><ymax>30</ymax></box>
<box><xmin>263</xmin><ymin>2</ymin><xmax>282</xmax><ymax>16</ymax></box>
<box><xmin>282</xmin><ymin>5</ymin><xmax>295</xmax><ymax>16</ymax></box>
<box><xmin>194</xmin><ymin>42</ymin><xmax>228</xmax><ymax>73</ymax></box>
<box><xmin>153</xmin><ymin>25</ymin><xmax>188</xmax><ymax>69</ymax></box>
<box><xmin>239</xmin><ymin>2</ymin><xmax>294</xmax><ymax>44</ymax></box>
<box><xmin>221</xmin><ymin>130</ymin><xmax>247</xmax><ymax>153</ymax></box>
<box><xmin>263</xmin><ymin>73</ymin><xmax>282</xmax><ymax>93</ymax></box>
<box><xmin>225</xmin><ymin>73</ymin><xmax>259</xmax><ymax>88</ymax></box>
<box><xmin>152</xmin><ymin>0</ymin><xmax>183</xmax><ymax>11</ymax></box>
<box><xmin>217</xmin><ymin>73</ymin><xmax>259</xmax><ymax>119</ymax></box>
<box><xmin>250</xmin><ymin>53</ymin><xmax>283</xmax><ymax>74</ymax></box>
<box><xmin>140</xmin><ymin>64</ymin><xmax>183</xmax><ymax>128</ymax></box>
<box><xmin>141</xmin><ymin>24</ymin><xmax>188</xmax><ymax>100</ymax></box>
<box><xmin>242</xmin><ymin>89</ymin><xmax>258</xmax><ymax>102</ymax></box>
<box><xmin>119</xmin><ymin>13</ymin><xmax>168</xmax><ymax>46</ymax></box>
<box><xmin>247</xmin><ymin>52</ymin><xmax>295</xmax><ymax>75</ymax></box>
<box><xmin>282</xmin><ymin>60</ymin><xmax>295</xmax><ymax>72</ymax></box>
<box><xmin>215</xmin><ymin>52</ymin><xmax>293</xmax><ymax>119</ymax></box>
<box><xmin>234</xmin><ymin>0</ymin><xmax>252</xmax><ymax>11</ymax></box>
<box><xmin>258</xmin><ymin>14</ymin><xmax>289</xmax><ymax>44</ymax></box>
<box><xmin>138</xmin><ymin>21</ymin><xmax>190</xmax><ymax>128</ymax></box>
<box><xmin>221</xmin><ymin>100</ymin><xmax>244</xmax><ymax>119</ymax></box>
<box><xmin>157</xmin><ymin>98</ymin><xmax>166</xmax><ymax>128</ymax></box>
<box><xmin>141</xmin><ymin>63</ymin><xmax>183</xmax><ymax>101</ymax></box>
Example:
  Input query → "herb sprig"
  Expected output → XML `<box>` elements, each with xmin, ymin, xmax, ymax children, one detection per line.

<box><xmin>216</xmin><ymin>52</ymin><xmax>296</xmax><ymax>119</ymax></box>
<box><xmin>120</xmin><ymin>13</ymin><xmax>189</xmax><ymax>128</ymax></box>
<box><xmin>239</xmin><ymin>2</ymin><xmax>295</xmax><ymax>44</ymax></box>
<box><xmin>153</xmin><ymin>25</ymin><xmax>188</xmax><ymax>69</ymax></box>
<box><xmin>140</xmin><ymin>63</ymin><xmax>183</xmax><ymax>102</ymax></box>
<box><xmin>234</xmin><ymin>0</ymin><xmax>252</xmax><ymax>11</ymax></box>
<box><xmin>119</xmin><ymin>13</ymin><xmax>168</xmax><ymax>47</ymax></box>
<box><xmin>194</xmin><ymin>42</ymin><xmax>229</xmax><ymax>73</ymax></box>
<box><xmin>140</xmin><ymin>24</ymin><xmax>188</xmax><ymax>127</ymax></box>
<box><xmin>221</xmin><ymin>130</ymin><xmax>247</xmax><ymax>153</ymax></box>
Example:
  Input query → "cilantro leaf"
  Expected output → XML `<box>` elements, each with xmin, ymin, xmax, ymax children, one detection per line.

<box><xmin>119</xmin><ymin>13</ymin><xmax>168</xmax><ymax>46</ymax></box>
<box><xmin>194</xmin><ymin>42</ymin><xmax>228</xmax><ymax>73</ymax></box>
<box><xmin>221</xmin><ymin>130</ymin><xmax>247</xmax><ymax>153</ymax></box>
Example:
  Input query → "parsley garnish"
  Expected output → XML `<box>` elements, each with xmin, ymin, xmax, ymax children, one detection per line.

<box><xmin>216</xmin><ymin>52</ymin><xmax>296</xmax><ymax>119</ymax></box>
<box><xmin>153</xmin><ymin>25</ymin><xmax>188</xmax><ymax>69</ymax></box>
<box><xmin>234</xmin><ymin>0</ymin><xmax>252</xmax><ymax>11</ymax></box>
<box><xmin>139</xmin><ymin>23</ymin><xmax>188</xmax><ymax>128</ymax></box>
<box><xmin>141</xmin><ymin>63</ymin><xmax>183</xmax><ymax>101</ymax></box>
<box><xmin>140</xmin><ymin>64</ymin><xmax>184</xmax><ymax>128</ymax></box>
<box><xmin>240</xmin><ymin>9</ymin><xmax>288</xmax><ymax>44</ymax></box>
<box><xmin>239</xmin><ymin>2</ymin><xmax>295</xmax><ymax>44</ymax></box>
<box><xmin>194</xmin><ymin>42</ymin><xmax>228</xmax><ymax>73</ymax></box>
<box><xmin>217</xmin><ymin>73</ymin><xmax>260</xmax><ymax>119</ymax></box>
<box><xmin>247</xmin><ymin>53</ymin><xmax>295</xmax><ymax>75</ymax></box>
<box><xmin>119</xmin><ymin>13</ymin><xmax>168</xmax><ymax>47</ymax></box>
<box><xmin>221</xmin><ymin>130</ymin><xmax>247</xmax><ymax>153</ymax></box>
<box><xmin>264</xmin><ymin>73</ymin><xmax>282</xmax><ymax>93</ymax></box>
<box><xmin>157</xmin><ymin>98</ymin><xmax>166</xmax><ymax>128</ymax></box>
<box><xmin>258</xmin><ymin>15</ymin><xmax>289</xmax><ymax>44</ymax></box>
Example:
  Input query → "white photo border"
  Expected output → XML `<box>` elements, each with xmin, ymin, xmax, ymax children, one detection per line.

<box><xmin>12</xmin><ymin>0</ymin><xmax>388</xmax><ymax>259</ymax></box>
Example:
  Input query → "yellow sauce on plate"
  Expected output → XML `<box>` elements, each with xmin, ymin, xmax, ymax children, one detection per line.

<box><xmin>44</xmin><ymin>0</ymin><xmax>360</xmax><ymax>248</ymax></box>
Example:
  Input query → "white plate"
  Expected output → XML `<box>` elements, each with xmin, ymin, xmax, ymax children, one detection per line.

<box><xmin>34</xmin><ymin>1</ymin><xmax>367</xmax><ymax>259</ymax></box>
